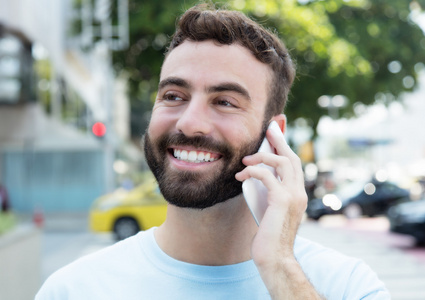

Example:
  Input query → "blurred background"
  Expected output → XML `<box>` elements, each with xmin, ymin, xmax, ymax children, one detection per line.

<box><xmin>1</xmin><ymin>0</ymin><xmax>425</xmax><ymax>299</ymax></box>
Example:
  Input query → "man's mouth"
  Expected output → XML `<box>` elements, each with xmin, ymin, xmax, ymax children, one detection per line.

<box><xmin>172</xmin><ymin>148</ymin><xmax>221</xmax><ymax>163</ymax></box>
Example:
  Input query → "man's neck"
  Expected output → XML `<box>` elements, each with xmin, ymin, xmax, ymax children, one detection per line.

<box><xmin>154</xmin><ymin>195</ymin><xmax>259</xmax><ymax>266</ymax></box>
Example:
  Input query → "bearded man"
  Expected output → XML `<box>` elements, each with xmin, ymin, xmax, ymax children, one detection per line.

<box><xmin>36</xmin><ymin>3</ymin><xmax>389</xmax><ymax>299</ymax></box>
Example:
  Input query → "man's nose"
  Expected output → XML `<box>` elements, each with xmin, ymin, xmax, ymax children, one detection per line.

<box><xmin>175</xmin><ymin>98</ymin><xmax>213</xmax><ymax>137</ymax></box>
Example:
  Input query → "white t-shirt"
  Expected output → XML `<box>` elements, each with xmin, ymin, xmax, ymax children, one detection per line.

<box><xmin>36</xmin><ymin>228</ymin><xmax>390</xmax><ymax>299</ymax></box>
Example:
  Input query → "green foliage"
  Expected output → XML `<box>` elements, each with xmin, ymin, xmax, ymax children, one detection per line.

<box><xmin>234</xmin><ymin>0</ymin><xmax>425</xmax><ymax>127</ymax></box>
<box><xmin>114</xmin><ymin>0</ymin><xmax>425</xmax><ymax>135</ymax></box>
<box><xmin>0</xmin><ymin>212</ymin><xmax>16</xmax><ymax>235</ymax></box>
<box><xmin>113</xmin><ymin>0</ymin><xmax>200</xmax><ymax>136</ymax></box>
<box><xmin>34</xmin><ymin>59</ymin><xmax>52</xmax><ymax>113</ymax></box>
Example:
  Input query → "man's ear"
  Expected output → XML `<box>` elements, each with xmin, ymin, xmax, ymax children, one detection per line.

<box><xmin>271</xmin><ymin>114</ymin><xmax>286</xmax><ymax>134</ymax></box>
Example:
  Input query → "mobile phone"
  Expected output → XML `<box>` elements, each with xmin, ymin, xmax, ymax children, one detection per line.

<box><xmin>242</xmin><ymin>121</ymin><xmax>283</xmax><ymax>225</ymax></box>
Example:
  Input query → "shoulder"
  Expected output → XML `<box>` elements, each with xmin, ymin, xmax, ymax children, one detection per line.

<box><xmin>294</xmin><ymin>235</ymin><xmax>360</xmax><ymax>282</ymax></box>
<box><xmin>295</xmin><ymin>236</ymin><xmax>390</xmax><ymax>299</ymax></box>
<box><xmin>294</xmin><ymin>235</ymin><xmax>357</xmax><ymax>265</ymax></box>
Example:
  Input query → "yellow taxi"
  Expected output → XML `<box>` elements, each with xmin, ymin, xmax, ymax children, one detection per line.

<box><xmin>89</xmin><ymin>175</ymin><xmax>168</xmax><ymax>240</ymax></box>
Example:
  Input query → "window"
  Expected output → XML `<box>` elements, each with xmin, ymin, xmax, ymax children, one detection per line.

<box><xmin>0</xmin><ymin>32</ymin><xmax>35</xmax><ymax>104</ymax></box>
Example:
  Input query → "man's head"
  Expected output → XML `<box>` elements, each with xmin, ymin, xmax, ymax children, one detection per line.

<box><xmin>166</xmin><ymin>3</ymin><xmax>295</xmax><ymax>120</ymax></box>
<box><xmin>144</xmin><ymin>3</ymin><xmax>295</xmax><ymax>209</ymax></box>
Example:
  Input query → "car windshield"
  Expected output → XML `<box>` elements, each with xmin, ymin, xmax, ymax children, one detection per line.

<box><xmin>399</xmin><ymin>199</ymin><xmax>425</xmax><ymax>215</ymax></box>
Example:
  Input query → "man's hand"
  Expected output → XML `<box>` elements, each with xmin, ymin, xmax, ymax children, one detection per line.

<box><xmin>236</xmin><ymin>125</ymin><xmax>323</xmax><ymax>299</ymax></box>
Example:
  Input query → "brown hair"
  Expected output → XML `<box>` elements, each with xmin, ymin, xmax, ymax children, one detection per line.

<box><xmin>166</xmin><ymin>2</ymin><xmax>296</xmax><ymax>118</ymax></box>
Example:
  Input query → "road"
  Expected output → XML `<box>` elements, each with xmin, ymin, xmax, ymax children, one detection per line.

<box><xmin>299</xmin><ymin>216</ymin><xmax>425</xmax><ymax>300</ymax></box>
<box><xmin>310</xmin><ymin>215</ymin><xmax>425</xmax><ymax>265</ymax></box>
<box><xmin>40</xmin><ymin>215</ymin><xmax>425</xmax><ymax>299</ymax></box>
<box><xmin>41</xmin><ymin>231</ymin><xmax>115</xmax><ymax>281</ymax></box>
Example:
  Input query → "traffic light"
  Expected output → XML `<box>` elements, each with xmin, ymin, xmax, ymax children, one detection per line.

<box><xmin>92</xmin><ymin>122</ymin><xmax>106</xmax><ymax>138</ymax></box>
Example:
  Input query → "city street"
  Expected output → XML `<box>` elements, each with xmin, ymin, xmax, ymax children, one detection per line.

<box><xmin>40</xmin><ymin>215</ymin><xmax>425</xmax><ymax>299</ymax></box>
<box><xmin>305</xmin><ymin>215</ymin><xmax>425</xmax><ymax>265</ymax></box>
<box><xmin>299</xmin><ymin>216</ymin><xmax>425</xmax><ymax>300</ymax></box>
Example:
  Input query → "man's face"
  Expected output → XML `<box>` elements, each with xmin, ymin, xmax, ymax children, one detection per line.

<box><xmin>144</xmin><ymin>41</ymin><xmax>272</xmax><ymax>209</ymax></box>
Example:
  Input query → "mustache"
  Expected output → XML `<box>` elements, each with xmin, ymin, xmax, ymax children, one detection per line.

<box><xmin>156</xmin><ymin>132</ymin><xmax>232</xmax><ymax>157</ymax></box>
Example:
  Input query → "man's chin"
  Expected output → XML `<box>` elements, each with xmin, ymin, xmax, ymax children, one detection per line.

<box><xmin>168</xmin><ymin>192</ymin><xmax>244</xmax><ymax>210</ymax></box>
<box><xmin>156</xmin><ymin>171</ymin><xmax>243</xmax><ymax>209</ymax></box>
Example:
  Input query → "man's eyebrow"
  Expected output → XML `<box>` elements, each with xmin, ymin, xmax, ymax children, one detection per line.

<box><xmin>207</xmin><ymin>83</ymin><xmax>251</xmax><ymax>101</ymax></box>
<box><xmin>158</xmin><ymin>77</ymin><xmax>191</xmax><ymax>90</ymax></box>
<box><xmin>158</xmin><ymin>78</ymin><xmax>251</xmax><ymax>101</ymax></box>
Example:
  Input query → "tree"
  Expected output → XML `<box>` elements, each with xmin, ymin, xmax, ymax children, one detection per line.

<box><xmin>234</xmin><ymin>0</ymin><xmax>425</xmax><ymax>128</ymax></box>
<box><xmin>113</xmin><ymin>0</ymin><xmax>425</xmax><ymax>137</ymax></box>
<box><xmin>112</xmin><ymin>0</ymin><xmax>200</xmax><ymax>138</ymax></box>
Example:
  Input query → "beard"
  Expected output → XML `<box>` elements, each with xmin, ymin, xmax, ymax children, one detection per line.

<box><xmin>143</xmin><ymin>123</ymin><xmax>267</xmax><ymax>209</ymax></box>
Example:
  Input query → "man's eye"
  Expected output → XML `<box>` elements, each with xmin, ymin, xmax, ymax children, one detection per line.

<box><xmin>163</xmin><ymin>93</ymin><xmax>184</xmax><ymax>101</ymax></box>
<box><xmin>216</xmin><ymin>99</ymin><xmax>235</xmax><ymax>107</ymax></box>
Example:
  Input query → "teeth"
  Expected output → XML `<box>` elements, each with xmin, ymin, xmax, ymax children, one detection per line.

<box><xmin>188</xmin><ymin>151</ymin><xmax>197</xmax><ymax>162</ymax></box>
<box><xmin>173</xmin><ymin>149</ymin><xmax>218</xmax><ymax>163</ymax></box>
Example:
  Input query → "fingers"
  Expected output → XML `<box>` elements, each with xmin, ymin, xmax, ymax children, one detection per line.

<box><xmin>266</xmin><ymin>127</ymin><xmax>302</xmax><ymax>171</ymax></box>
<box><xmin>236</xmin><ymin>128</ymin><xmax>304</xmax><ymax>186</ymax></box>
<box><xmin>237</xmin><ymin>154</ymin><xmax>295</xmax><ymax>185</ymax></box>
<box><xmin>236</xmin><ymin>162</ymin><xmax>281</xmax><ymax>192</ymax></box>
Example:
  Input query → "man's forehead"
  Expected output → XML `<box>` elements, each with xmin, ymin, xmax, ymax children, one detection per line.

<box><xmin>160</xmin><ymin>40</ymin><xmax>272</xmax><ymax>94</ymax></box>
<box><xmin>161</xmin><ymin>40</ymin><xmax>269</xmax><ymax>74</ymax></box>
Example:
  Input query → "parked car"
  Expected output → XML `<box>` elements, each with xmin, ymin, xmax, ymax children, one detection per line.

<box><xmin>388</xmin><ymin>199</ymin><xmax>425</xmax><ymax>245</ymax></box>
<box><xmin>306</xmin><ymin>180</ymin><xmax>410</xmax><ymax>220</ymax></box>
<box><xmin>90</xmin><ymin>175</ymin><xmax>167</xmax><ymax>240</ymax></box>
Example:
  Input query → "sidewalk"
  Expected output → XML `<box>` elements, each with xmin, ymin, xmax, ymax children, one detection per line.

<box><xmin>17</xmin><ymin>212</ymin><xmax>90</xmax><ymax>232</ymax></box>
<box><xmin>298</xmin><ymin>220</ymin><xmax>425</xmax><ymax>300</ymax></box>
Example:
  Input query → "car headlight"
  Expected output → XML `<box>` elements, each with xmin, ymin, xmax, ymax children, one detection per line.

<box><xmin>322</xmin><ymin>194</ymin><xmax>342</xmax><ymax>211</ymax></box>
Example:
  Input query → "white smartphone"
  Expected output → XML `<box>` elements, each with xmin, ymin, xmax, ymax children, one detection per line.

<box><xmin>242</xmin><ymin>121</ymin><xmax>283</xmax><ymax>225</ymax></box>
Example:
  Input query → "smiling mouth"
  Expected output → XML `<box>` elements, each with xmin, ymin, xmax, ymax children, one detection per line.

<box><xmin>171</xmin><ymin>148</ymin><xmax>221</xmax><ymax>163</ymax></box>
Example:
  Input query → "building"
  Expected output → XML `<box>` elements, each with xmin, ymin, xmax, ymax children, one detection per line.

<box><xmin>0</xmin><ymin>0</ymin><xmax>133</xmax><ymax>212</ymax></box>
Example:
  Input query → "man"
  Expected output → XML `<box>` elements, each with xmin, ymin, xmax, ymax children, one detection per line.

<box><xmin>36</xmin><ymin>3</ymin><xmax>389</xmax><ymax>299</ymax></box>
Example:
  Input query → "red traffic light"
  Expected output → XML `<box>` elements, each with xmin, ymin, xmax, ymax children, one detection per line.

<box><xmin>92</xmin><ymin>122</ymin><xmax>106</xmax><ymax>137</ymax></box>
